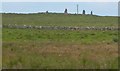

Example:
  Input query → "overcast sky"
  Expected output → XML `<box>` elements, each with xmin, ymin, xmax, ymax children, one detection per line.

<box><xmin>1</xmin><ymin>0</ymin><xmax>119</xmax><ymax>2</ymax></box>
<box><xmin>2</xmin><ymin>2</ymin><xmax>118</xmax><ymax>16</ymax></box>
<box><xmin>1</xmin><ymin>0</ymin><xmax>119</xmax><ymax>16</ymax></box>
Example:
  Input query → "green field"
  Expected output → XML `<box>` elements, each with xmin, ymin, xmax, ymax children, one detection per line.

<box><xmin>2</xmin><ymin>13</ymin><xmax>118</xmax><ymax>69</ymax></box>
<box><xmin>2</xmin><ymin>13</ymin><xmax>118</xmax><ymax>27</ymax></box>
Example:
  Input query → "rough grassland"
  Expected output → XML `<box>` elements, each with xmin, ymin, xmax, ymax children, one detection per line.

<box><xmin>3</xmin><ymin>41</ymin><xmax>118</xmax><ymax>69</ymax></box>
<box><xmin>3</xmin><ymin>28</ymin><xmax>118</xmax><ymax>69</ymax></box>
<box><xmin>2</xmin><ymin>13</ymin><xmax>118</xmax><ymax>69</ymax></box>
<box><xmin>2</xmin><ymin>13</ymin><xmax>118</xmax><ymax>27</ymax></box>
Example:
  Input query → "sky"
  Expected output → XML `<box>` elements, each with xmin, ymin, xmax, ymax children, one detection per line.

<box><xmin>1</xmin><ymin>2</ymin><xmax>118</xmax><ymax>16</ymax></box>
<box><xmin>1</xmin><ymin>0</ymin><xmax>119</xmax><ymax>2</ymax></box>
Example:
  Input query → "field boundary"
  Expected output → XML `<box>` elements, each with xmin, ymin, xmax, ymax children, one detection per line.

<box><xmin>3</xmin><ymin>24</ymin><xmax>119</xmax><ymax>31</ymax></box>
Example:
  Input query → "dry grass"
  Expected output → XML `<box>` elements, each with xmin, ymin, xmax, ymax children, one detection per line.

<box><xmin>2</xmin><ymin>41</ymin><xmax>118</xmax><ymax>69</ymax></box>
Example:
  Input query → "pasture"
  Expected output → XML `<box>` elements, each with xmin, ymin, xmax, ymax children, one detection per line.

<box><xmin>2</xmin><ymin>13</ymin><xmax>118</xmax><ymax>69</ymax></box>
<box><xmin>2</xmin><ymin>13</ymin><xmax>118</xmax><ymax>27</ymax></box>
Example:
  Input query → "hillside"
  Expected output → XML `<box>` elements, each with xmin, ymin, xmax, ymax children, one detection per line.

<box><xmin>2</xmin><ymin>13</ymin><xmax>118</xmax><ymax>27</ymax></box>
<box><xmin>2</xmin><ymin>13</ymin><xmax>118</xmax><ymax>69</ymax></box>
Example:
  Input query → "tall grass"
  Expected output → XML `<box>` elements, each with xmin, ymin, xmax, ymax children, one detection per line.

<box><xmin>2</xmin><ymin>28</ymin><xmax>118</xmax><ymax>69</ymax></box>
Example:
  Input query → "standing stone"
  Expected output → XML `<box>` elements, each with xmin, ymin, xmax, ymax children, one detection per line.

<box><xmin>64</xmin><ymin>8</ymin><xmax>68</xmax><ymax>15</ymax></box>
<box><xmin>91</xmin><ymin>11</ymin><xmax>93</xmax><ymax>15</ymax></box>
<box><xmin>46</xmin><ymin>11</ymin><xmax>48</xmax><ymax>14</ymax></box>
<box><xmin>82</xmin><ymin>10</ymin><xmax>85</xmax><ymax>15</ymax></box>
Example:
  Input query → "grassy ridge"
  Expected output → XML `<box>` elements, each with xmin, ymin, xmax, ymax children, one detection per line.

<box><xmin>2</xmin><ymin>13</ymin><xmax>118</xmax><ymax>27</ymax></box>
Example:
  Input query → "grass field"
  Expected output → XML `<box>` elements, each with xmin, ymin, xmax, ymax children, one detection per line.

<box><xmin>2</xmin><ymin>13</ymin><xmax>118</xmax><ymax>27</ymax></box>
<box><xmin>2</xmin><ymin>13</ymin><xmax>118</xmax><ymax>69</ymax></box>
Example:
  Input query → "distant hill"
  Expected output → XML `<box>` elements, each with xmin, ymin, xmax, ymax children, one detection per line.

<box><xmin>2</xmin><ymin>13</ymin><xmax>118</xmax><ymax>27</ymax></box>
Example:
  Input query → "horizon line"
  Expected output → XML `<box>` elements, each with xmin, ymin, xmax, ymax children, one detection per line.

<box><xmin>1</xmin><ymin>12</ymin><xmax>118</xmax><ymax>17</ymax></box>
